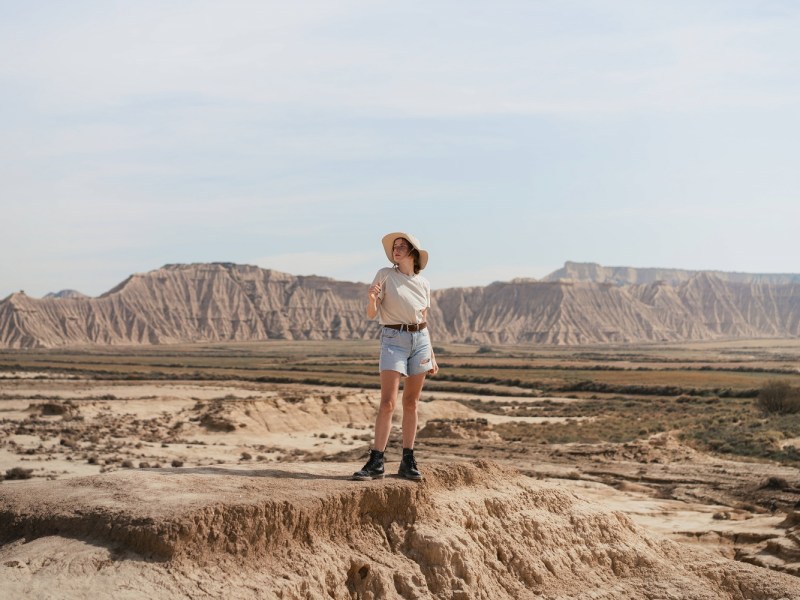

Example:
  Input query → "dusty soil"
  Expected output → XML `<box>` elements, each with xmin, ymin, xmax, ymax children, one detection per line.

<box><xmin>2</xmin><ymin>377</ymin><xmax>800</xmax><ymax>599</ymax></box>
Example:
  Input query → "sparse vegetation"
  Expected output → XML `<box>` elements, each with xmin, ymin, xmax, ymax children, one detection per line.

<box><xmin>760</xmin><ymin>476</ymin><xmax>790</xmax><ymax>490</ymax></box>
<box><xmin>5</xmin><ymin>467</ymin><xmax>34</xmax><ymax>480</ymax></box>
<box><xmin>757</xmin><ymin>380</ymin><xmax>800</xmax><ymax>414</ymax></box>
<box><xmin>40</xmin><ymin>400</ymin><xmax>75</xmax><ymax>415</ymax></box>
<box><xmin>489</xmin><ymin>392</ymin><xmax>800</xmax><ymax>466</ymax></box>
<box><xmin>3</xmin><ymin>338</ymin><xmax>800</xmax><ymax>585</ymax></box>
<box><xmin>3</xmin><ymin>339</ymin><xmax>800</xmax><ymax>466</ymax></box>
<box><xmin>4</xmin><ymin>340</ymin><xmax>796</xmax><ymax>399</ymax></box>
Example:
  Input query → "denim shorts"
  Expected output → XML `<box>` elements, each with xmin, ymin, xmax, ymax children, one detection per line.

<box><xmin>379</xmin><ymin>327</ymin><xmax>432</xmax><ymax>377</ymax></box>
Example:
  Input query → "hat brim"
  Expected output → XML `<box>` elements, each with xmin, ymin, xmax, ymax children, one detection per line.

<box><xmin>382</xmin><ymin>232</ymin><xmax>429</xmax><ymax>271</ymax></box>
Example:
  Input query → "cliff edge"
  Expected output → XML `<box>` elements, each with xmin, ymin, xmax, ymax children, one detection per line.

<box><xmin>1</xmin><ymin>460</ymin><xmax>797</xmax><ymax>599</ymax></box>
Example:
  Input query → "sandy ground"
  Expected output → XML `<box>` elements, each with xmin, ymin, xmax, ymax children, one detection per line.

<box><xmin>0</xmin><ymin>380</ymin><xmax>585</xmax><ymax>476</ymax></box>
<box><xmin>2</xmin><ymin>377</ymin><xmax>800</xmax><ymax>598</ymax></box>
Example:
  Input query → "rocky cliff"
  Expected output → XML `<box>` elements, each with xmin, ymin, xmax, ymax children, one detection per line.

<box><xmin>543</xmin><ymin>260</ymin><xmax>800</xmax><ymax>286</ymax></box>
<box><xmin>0</xmin><ymin>264</ymin><xmax>372</xmax><ymax>349</ymax></box>
<box><xmin>431</xmin><ymin>274</ymin><xmax>800</xmax><ymax>344</ymax></box>
<box><xmin>1</xmin><ymin>262</ymin><xmax>799</xmax><ymax>348</ymax></box>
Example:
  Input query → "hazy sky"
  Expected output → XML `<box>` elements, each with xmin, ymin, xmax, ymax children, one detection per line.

<box><xmin>2</xmin><ymin>1</ymin><xmax>799</xmax><ymax>298</ymax></box>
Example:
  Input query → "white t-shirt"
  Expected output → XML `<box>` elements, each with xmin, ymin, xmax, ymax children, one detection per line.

<box><xmin>372</xmin><ymin>266</ymin><xmax>431</xmax><ymax>325</ymax></box>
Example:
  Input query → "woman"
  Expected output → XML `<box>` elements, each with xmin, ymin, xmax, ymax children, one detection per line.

<box><xmin>352</xmin><ymin>232</ymin><xmax>439</xmax><ymax>481</ymax></box>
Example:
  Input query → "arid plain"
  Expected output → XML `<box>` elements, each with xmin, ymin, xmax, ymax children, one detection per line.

<box><xmin>2</xmin><ymin>339</ymin><xmax>800</xmax><ymax>599</ymax></box>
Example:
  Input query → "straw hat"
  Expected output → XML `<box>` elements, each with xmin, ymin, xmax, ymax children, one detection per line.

<box><xmin>381</xmin><ymin>232</ymin><xmax>429</xmax><ymax>270</ymax></box>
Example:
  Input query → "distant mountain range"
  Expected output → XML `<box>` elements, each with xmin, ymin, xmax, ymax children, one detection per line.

<box><xmin>1</xmin><ymin>262</ymin><xmax>799</xmax><ymax>348</ymax></box>
<box><xmin>42</xmin><ymin>290</ymin><xmax>89</xmax><ymax>300</ymax></box>
<box><xmin>542</xmin><ymin>261</ymin><xmax>800</xmax><ymax>286</ymax></box>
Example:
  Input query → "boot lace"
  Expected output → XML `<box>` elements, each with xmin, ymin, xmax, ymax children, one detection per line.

<box><xmin>404</xmin><ymin>453</ymin><xmax>418</xmax><ymax>470</ymax></box>
<box><xmin>365</xmin><ymin>451</ymin><xmax>383</xmax><ymax>470</ymax></box>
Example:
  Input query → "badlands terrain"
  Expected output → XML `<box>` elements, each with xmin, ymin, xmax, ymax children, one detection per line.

<box><xmin>1</xmin><ymin>339</ymin><xmax>800</xmax><ymax>598</ymax></box>
<box><xmin>3</xmin><ymin>261</ymin><xmax>800</xmax><ymax>348</ymax></box>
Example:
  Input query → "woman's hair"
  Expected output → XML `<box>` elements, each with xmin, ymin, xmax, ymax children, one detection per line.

<box><xmin>410</xmin><ymin>248</ymin><xmax>421</xmax><ymax>274</ymax></box>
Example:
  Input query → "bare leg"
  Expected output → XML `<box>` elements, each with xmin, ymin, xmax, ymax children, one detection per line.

<box><xmin>373</xmin><ymin>370</ymin><xmax>402</xmax><ymax>451</ymax></box>
<box><xmin>401</xmin><ymin>372</ymin><xmax>427</xmax><ymax>449</ymax></box>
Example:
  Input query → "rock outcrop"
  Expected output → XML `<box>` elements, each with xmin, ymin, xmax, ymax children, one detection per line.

<box><xmin>430</xmin><ymin>275</ymin><xmax>800</xmax><ymax>344</ymax></box>
<box><xmin>2</xmin><ymin>460</ymin><xmax>798</xmax><ymax>600</ymax></box>
<box><xmin>1</xmin><ymin>262</ymin><xmax>799</xmax><ymax>348</ymax></box>
<box><xmin>0</xmin><ymin>263</ymin><xmax>372</xmax><ymax>348</ymax></box>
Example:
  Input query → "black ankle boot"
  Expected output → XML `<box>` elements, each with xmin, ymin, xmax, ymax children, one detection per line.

<box><xmin>352</xmin><ymin>449</ymin><xmax>385</xmax><ymax>481</ymax></box>
<box><xmin>398</xmin><ymin>448</ymin><xmax>423</xmax><ymax>481</ymax></box>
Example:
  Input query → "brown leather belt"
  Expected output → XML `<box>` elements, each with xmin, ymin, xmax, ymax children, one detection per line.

<box><xmin>384</xmin><ymin>322</ymin><xmax>427</xmax><ymax>332</ymax></box>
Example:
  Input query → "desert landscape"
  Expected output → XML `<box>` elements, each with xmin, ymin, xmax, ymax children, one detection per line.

<box><xmin>6</xmin><ymin>0</ymin><xmax>800</xmax><ymax>596</ymax></box>
<box><xmin>2</xmin><ymin>337</ymin><xmax>800</xmax><ymax>599</ymax></box>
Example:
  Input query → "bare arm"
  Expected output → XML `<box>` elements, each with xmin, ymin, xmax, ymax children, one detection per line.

<box><xmin>367</xmin><ymin>282</ymin><xmax>381</xmax><ymax>320</ymax></box>
<box><xmin>422</xmin><ymin>308</ymin><xmax>439</xmax><ymax>376</ymax></box>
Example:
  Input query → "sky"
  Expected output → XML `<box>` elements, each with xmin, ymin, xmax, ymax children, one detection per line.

<box><xmin>2</xmin><ymin>1</ymin><xmax>799</xmax><ymax>298</ymax></box>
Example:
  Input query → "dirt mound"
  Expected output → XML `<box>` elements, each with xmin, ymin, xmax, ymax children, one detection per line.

<box><xmin>190</xmin><ymin>392</ymin><xmax>381</xmax><ymax>435</ymax></box>
<box><xmin>35</xmin><ymin>399</ymin><xmax>79</xmax><ymax>417</ymax></box>
<box><xmin>1</xmin><ymin>460</ymin><xmax>797</xmax><ymax>600</ymax></box>
<box><xmin>417</xmin><ymin>417</ymin><xmax>501</xmax><ymax>441</ymax></box>
<box><xmin>591</xmin><ymin>432</ymin><xmax>703</xmax><ymax>464</ymax></box>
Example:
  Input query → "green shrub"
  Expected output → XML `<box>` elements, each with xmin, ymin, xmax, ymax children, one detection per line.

<box><xmin>757</xmin><ymin>380</ymin><xmax>800</xmax><ymax>414</ymax></box>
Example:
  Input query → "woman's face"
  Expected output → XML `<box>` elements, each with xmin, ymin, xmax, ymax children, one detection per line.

<box><xmin>392</xmin><ymin>238</ymin><xmax>411</xmax><ymax>262</ymax></box>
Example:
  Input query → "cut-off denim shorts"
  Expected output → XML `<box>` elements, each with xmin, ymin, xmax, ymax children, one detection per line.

<box><xmin>379</xmin><ymin>327</ymin><xmax>432</xmax><ymax>377</ymax></box>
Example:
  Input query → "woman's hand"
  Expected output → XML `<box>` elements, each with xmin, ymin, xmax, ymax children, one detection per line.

<box><xmin>428</xmin><ymin>355</ymin><xmax>439</xmax><ymax>376</ymax></box>
<box><xmin>366</xmin><ymin>282</ymin><xmax>382</xmax><ymax>319</ymax></box>
<box><xmin>368</xmin><ymin>282</ymin><xmax>381</xmax><ymax>302</ymax></box>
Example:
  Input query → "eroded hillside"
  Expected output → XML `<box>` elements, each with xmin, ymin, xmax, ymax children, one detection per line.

<box><xmin>2</xmin><ymin>262</ymin><xmax>800</xmax><ymax>348</ymax></box>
